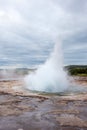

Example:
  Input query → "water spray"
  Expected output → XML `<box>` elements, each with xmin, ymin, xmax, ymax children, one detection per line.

<box><xmin>24</xmin><ymin>42</ymin><xmax>69</xmax><ymax>93</ymax></box>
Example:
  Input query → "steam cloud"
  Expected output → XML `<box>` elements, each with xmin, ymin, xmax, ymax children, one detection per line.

<box><xmin>24</xmin><ymin>41</ymin><xmax>68</xmax><ymax>93</ymax></box>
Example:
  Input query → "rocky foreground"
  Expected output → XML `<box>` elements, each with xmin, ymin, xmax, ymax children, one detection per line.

<box><xmin>0</xmin><ymin>76</ymin><xmax>87</xmax><ymax>130</ymax></box>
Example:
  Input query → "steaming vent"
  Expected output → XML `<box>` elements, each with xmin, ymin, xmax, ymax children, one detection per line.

<box><xmin>24</xmin><ymin>42</ymin><xmax>69</xmax><ymax>93</ymax></box>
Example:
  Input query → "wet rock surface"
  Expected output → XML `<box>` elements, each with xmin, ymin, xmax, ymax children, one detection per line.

<box><xmin>0</xmin><ymin>77</ymin><xmax>87</xmax><ymax>130</ymax></box>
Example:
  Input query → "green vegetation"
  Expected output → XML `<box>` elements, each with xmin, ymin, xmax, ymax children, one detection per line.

<box><xmin>65</xmin><ymin>65</ymin><xmax>87</xmax><ymax>76</ymax></box>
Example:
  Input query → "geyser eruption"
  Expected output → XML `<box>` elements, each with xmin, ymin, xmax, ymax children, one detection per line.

<box><xmin>24</xmin><ymin>42</ymin><xmax>68</xmax><ymax>93</ymax></box>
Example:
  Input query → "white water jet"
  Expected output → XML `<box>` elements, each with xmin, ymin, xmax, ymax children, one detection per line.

<box><xmin>24</xmin><ymin>42</ymin><xmax>69</xmax><ymax>93</ymax></box>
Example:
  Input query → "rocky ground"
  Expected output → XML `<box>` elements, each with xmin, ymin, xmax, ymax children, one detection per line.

<box><xmin>0</xmin><ymin>76</ymin><xmax>87</xmax><ymax>130</ymax></box>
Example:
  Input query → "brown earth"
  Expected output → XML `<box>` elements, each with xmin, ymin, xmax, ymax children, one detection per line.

<box><xmin>0</xmin><ymin>76</ymin><xmax>87</xmax><ymax>130</ymax></box>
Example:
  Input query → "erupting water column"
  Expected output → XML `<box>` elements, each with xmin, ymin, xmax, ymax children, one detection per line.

<box><xmin>24</xmin><ymin>42</ymin><xmax>68</xmax><ymax>93</ymax></box>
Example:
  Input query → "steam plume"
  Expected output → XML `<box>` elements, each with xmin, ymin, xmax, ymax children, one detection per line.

<box><xmin>24</xmin><ymin>42</ymin><xmax>68</xmax><ymax>92</ymax></box>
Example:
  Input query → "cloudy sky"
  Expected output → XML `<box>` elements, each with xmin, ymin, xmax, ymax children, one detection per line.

<box><xmin>0</xmin><ymin>0</ymin><xmax>87</xmax><ymax>67</ymax></box>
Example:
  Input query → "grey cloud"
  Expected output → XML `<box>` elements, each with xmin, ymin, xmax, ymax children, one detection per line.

<box><xmin>0</xmin><ymin>0</ymin><xmax>87</xmax><ymax>66</ymax></box>
<box><xmin>54</xmin><ymin>0</ymin><xmax>87</xmax><ymax>14</ymax></box>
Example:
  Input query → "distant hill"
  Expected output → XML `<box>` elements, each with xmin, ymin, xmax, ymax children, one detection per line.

<box><xmin>0</xmin><ymin>65</ymin><xmax>87</xmax><ymax>77</ymax></box>
<box><xmin>65</xmin><ymin>65</ymin><xmax>87</xmax><ymax>76</ymax></box>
